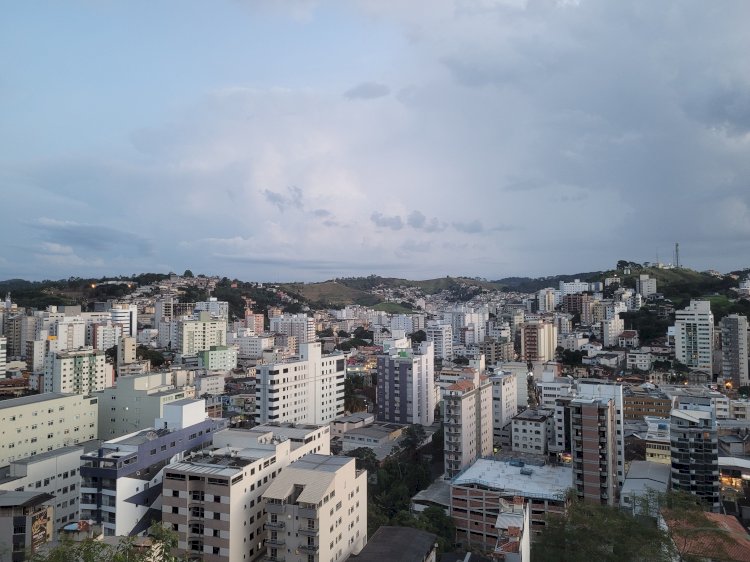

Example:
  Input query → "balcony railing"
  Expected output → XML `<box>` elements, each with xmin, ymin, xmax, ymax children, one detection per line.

<box><xmin>299</xmin><ymin>544</ymin><xmax>319</xmax><ymax>553</ymax></box>
<box><xmin>264</xmin><ymin>521</ymin><xmax>286</xmax><ymax>530</ymax></box>
<box><xmin>266</xmin><ymin>538</ymin><xmax>285</xmax><ymax>547</ymax></box>
<box><xmin>298</xmin><ymin>527</ymin><xmax>319</xmax><ymax>536</ymax></box>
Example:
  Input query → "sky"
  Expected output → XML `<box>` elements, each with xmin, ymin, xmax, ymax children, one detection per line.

<box><xmin>2</xmin><ymin>0</ymin><xmax>750</xmax><ymax>282</ymax></box>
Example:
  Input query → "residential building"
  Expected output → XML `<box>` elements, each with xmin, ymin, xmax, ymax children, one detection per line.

<box><xmin>635</xmin><ymin>274</ymin><xmax>657</xmax><ymax>298</ymax></box>
<box><xmin>478</xmin><ymin>337</ymin><xmax>514</xmax><ymax>365</ymax></box>
<box><xmin>511</xmin><ymin>409</ymin><xmax>553</xmax><ymax>456</ymax></box>
<box><xmin>450</xmin><ymin>458</ymin><xmax>571</xmax><ymax>547</ymax></box>
<box><xmin>570</xmin><ymin>397</ymin><xmax>618</xmax><ymax>506</ymax></box>
<box><xmin>117</xmin><ymin>335</ymin><xmax>137</xmax><ymax>366</ymax></box>
<box><xmin>80</xmin><ymin>400</ymin><xmax>217</xmax><ymax>537</ymax></box>
<box><xmin>619</xmin><ymin>461</ymin><xmax>670</xmax><ymax>515</ymax></box>
<box><xmin>161</xmin><ymin>423</ymin><xmax>330</xmax><ymax>562</ymax></box>
<box><xmin>490</xmin><ymin>371</ymin><xmax>518</xmax><ymax>446</ymax></box>
<box><xmin>623</xmin><ymin>387</ymin><xmax>672</xmax><ymax>420</ymax></box>
<box><xmin>255</xmin><ymin>342</ymin><xmax>346</xmax><ymax>425</ymax></box>
<box><xmin>43</xmin><ymin>347</ymin><xmax>108</xmax><ymax>395</ymax></box>
<box><xmin>426</xmin><ymin>321</ymin><xmax>453</xmax><ymax>360</ymax></box>
<box><xmin>341</xmin><ymin>422</ymin><xmax>406</xmax><ymax>460</ymax></box>
<box><xmin>110</xmin><ymin>303</ymin><xmax>138</xmax><ymax>338</ymax></box>
<box><xmin>0</xmin><ymin>393</ymin><xmax>99</xmax><ymax>468</ymax></box>
<box><xmin>269</xmin><ymin>313</ymin><xmax>316</xmax><ymax>353</ymax></box>
<box><xmin>198</xmin><ymin>345</ymin><xmax>238</xmax><ymax>371</ymax></box>
<box><xmin>0</xmin><ymin>336</ymin><xmax>5</xmax><ymax>377</ymax></box>
<box><xmin>0</xmin><ymin>490</ymin><xmax>54</xmax><ymax>561</ymax></box>
<box><xmin>520</xmin><ymin>320</ymin><xmax>557</xmax><ymax>363</ymax></box>
<box><xmin>720</xmin><ymin>314</ymin><xmax>749</xmax><ymax>388</ymax></box>
<box><xmin>444</xmin><ymin>369</ymin><xmax>493</xmax><ymax>477</ymax></box>
<box><xmin>600</xmin><ymin>316</ymin><xmax>624</xmax><ymax>348</ymax></box>
<box><xmin>376</xmin><ymin>341</ymin><xmax>436</xmax><ymax>426</ymax></box>
<box><xmin>177</xmin><ymin>312</ymin><xmax>228</xmax><ymax>356</ymax></box>
<box><xmin>670</xmin><ymin>408</ymin><xmax>720</xmax><ymax>512</ymax></box>
<box><xmin>96</xmin><ymin>371</ymin><xmax>194</xmax><ymax>439</ymax></box>
<box><xmin>643</xmin><ymin>416</ymin><xmax>671</xmax><ymax>464</ymax></box>
<box><xmin>0</xmin><ymin>444</ymin><xmax>95</xmax><ymax>534</ymax></box>
<box><xmin>90</xmin><ymin>321</ymin><xmax>123</xmax><ymax>351</ymax></box>
<box><xmin>559</xmin><ymin>279</ymin><xmax>590</xmax><ymax>296</ymax></box>
<box><xmin>194</xmin><ymin>298</ymin><xmax>229</xmax><ymax>320</ymax></box>
<box><xmin>262</xmin><ymin>455</ymin><xmax>367</xmax><ymax>562</ymax></box>
<box><xmin>674</xmin><ymin>300</ymin><xmax>714</xmax><ymax>371</ymax></box>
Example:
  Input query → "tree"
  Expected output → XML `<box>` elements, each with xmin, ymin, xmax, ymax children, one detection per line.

<box><xmin>409</xmin><ymin>329</ymin><xmax>427</xmax><ymax>343</ymax></box>
<box><xmin>183</xmin><ymin>269</ymin><xmax>194</xmax><ymax>278</ymax></box>
<box><xmin>317</xmin><ymin>327</ymin><xmax>334</xmax><ymax>338</ymax></box>
<box><xmin>337</xmin><ymin>329</ymin><xmax>350</xmax><ymax>338</ymax></box>
<box><xmin>346</xmin><ymin>447</ymin><xmax>380</xmax><ymax>475</ymax></box>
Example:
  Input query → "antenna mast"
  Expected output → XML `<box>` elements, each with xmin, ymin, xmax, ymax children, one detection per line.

<box><xmin>674</xmin><ymin>242</ymin><xmax>680</xmax><ymax>269</ymax></box>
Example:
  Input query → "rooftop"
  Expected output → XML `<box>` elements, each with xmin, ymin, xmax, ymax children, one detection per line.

<box><xmin>262</xmin><ymin>455</ymin><xmax>351</xmax><ymax>504</ymax></box>
<box><xmin>0</xmin><ymin>490</ymin><xmax>55</xmax><ymax>508</ymax></box>
<box><xmin>452</xmin><ymin>458</ymin><xmax>572</xmax><ymax>501</ymax></box>
<box><xmin>351</xmin><ymin>526</ymin><xmax>437</xmax><ymax>562</ymax></box>
<box><xmin>0</xmin><ymin>392</ymin><xmax>80</xmax><ymax>410</ymax></box>
<box><xmin>620</xmin><ymin>461</ymin><xmax>671</xmax><ymax>498</ymax></box>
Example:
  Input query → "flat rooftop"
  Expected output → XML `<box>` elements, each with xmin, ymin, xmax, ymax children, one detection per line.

<box><xmin>0</xmin><ymin>392</ymin><xmax>76</xmax><ymax>410</ymax></box>
<box><xmin>621</xmin><ymin>461</ymin><xmax>670</xmax><ymax>498</ymax></box>
<box><xmin>452</xmin><ymin>459</ymin><xmax>572</xmax><ymax>501</ymax></box>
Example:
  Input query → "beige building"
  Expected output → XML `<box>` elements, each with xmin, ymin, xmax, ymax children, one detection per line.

<box><xmin>444</xmin><ymin>369</ymin><xmax>493</xmax><ymax>478</ymax></box>
<box><xmin>263</xmin><ymin>455</ymin><xmax>367</xmax><ymax>562</ymax></box>
<box><xmin>162</xmin><ymin>423</ymin><xmax>330</xmax><ymax>562</ymax></box>
<box><xmin>520</xmin><ymin>320</ymin><xmax>557</xmax><ymax>363</ymax></box>
<box><xmin>511</xmin><ymin>409</ymin><xmax>553</xmax><ymax>456</ymax></box>
<box><xmin>43</xmin><ymin>347</ymin><xmax>109</xmax><ymax>394</ymax></box>
<box><xmin>177</xmin><ymin>312</ymin><xmax>227</xmax><ymax>356</ymax></box>
<box><xmin>0</xmin><ymin>393</ymin><xmax>99</xmax><ymax>468</ymax></box>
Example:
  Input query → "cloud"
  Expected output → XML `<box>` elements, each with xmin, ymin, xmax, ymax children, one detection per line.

<box><xmin>32</xmin><ymin>218</ymin><xmax>153</xmax><ymax>256</ymax></box>
<box><xmin>371</xmin><ymin>212</ymin><xmax>404</xmax><ymax>230</ymax></box>
<box><xmin>344</xmin><ymin>82</ymin><xmax>391</xmax><ymax>100</ymax></box>
<box><xmin>452</xmin><ymin>220</ymin><xmax>484</xmax><ymax>234</ymax></box>
<box><xmin>407</xmin><ymin>211</ymin><xmax>447</xmax><ymax>232</ymax></box>
<box><xmin>263</xmin><ymin>186</ymin><xmax>304</xmax><ymax>212</ymax></box>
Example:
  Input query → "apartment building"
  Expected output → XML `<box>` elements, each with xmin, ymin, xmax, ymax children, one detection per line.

<box><xmin>0</xmin><ymin>490</ymin><xmax>54</xmax><ymax>561</ymax></box>
<box><xmin>162</xmin><ymin>423</ymin><xmax>330</xmax><ymax>562</ymax></box>
<box><xmin>511</xmin><ymin>409</ymin><xmax>553</xmax><ymax>456</ymax></box>
<box><xmin>0</xmin><ymin>393</ymin><xmax>99</xmax><ymax>468</ymax></box>
<box><xmin>43</xmin><ymin>347</ymin><xmax>109</xmax><ymax>394</ymax></box>
<box><xmin>520</xmin><ymin>320</ymin><xmax>557</xmax><ymax>363</ymax></box>
<box><xmin>720</xmin><ymin>314</ymin><xmax>749</xmax><ymax>388</ymax></box>
<box><xmin>450</xmin><ymin>458</ymin><xmax>571</xmax><ymax>548</ymax></box>
<box><xmin>670</xmin><ymin>408</ymin><xmax>720</xmax><ymax>512</ymax></box>
<box><xmin>444</xmin><ymin>370</ymin><xmax>493</xmax><ymax>478</ymax></box>
<box><xmin>110</xmin><ymin>303</ymin><xmax>138</xmax><ymax>338</ymax></box>
<box><xmin>270</xmin><ymin>314</ymin><xmax>316</xmax><ymax>353</ymax></box>
<box><xmin>96</xmin><ymin>371</ymin><xmax>195</xmax><ymax>440</ymax></box>
<box><xmin>263</xmin><ymin>455</ymin><xmax>367</xmax><ymax>562</ymax></box>
<box><xmin>674</xmin><ymin>300</ymin><xmax>714</xmax><ymax>371</ymax></box>
<box><xmin>426</xmin><ymin>321</ymin><xmax>453</xmax><ymax>360</ymax></box>
<box><xmin>376</xmin><ymin>341</ymin><xmax>436</xmax><ymax>427</ymax></box>
<box><xmin>177</xmin><ymin>312</ymin><xmax>228</xmax><ymax>356</ymax></box>
<box><xmin>490</xmin><ymin>371</ymin><xmax>518</xmax><ymax>446</ymax></box>
<box><xmin>570</xmin><ymin>397</ymin><xmax>618</xmax><ymax>506</ymax></box>
<box><xmin>80</xmin><ymin>400</ymin><xmax>217</xmax><ymax>537</ymax></box>
<box><xmin>255</xmin><ymin>342</ymin><xmax>346</xmax><ymax>425</ymax></box>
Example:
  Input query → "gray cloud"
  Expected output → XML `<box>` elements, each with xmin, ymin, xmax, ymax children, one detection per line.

<box><xmin>371</xmin><ymin>212</ymin><xmax>404</xmax><ymax>230</ymax></box>
<box><xmin>31</xmin><ymin>218</ymin><xmax>153</xmax><ymax>256</ymax></box>
<box><xmin>452</xmin><ymin>220</ymin><xmax>484</xmax><ymax>234</ymax></box>
<box><xmin>344</xmin><ymin>82</ymin><xmax>391</xmax><ymax>100</ymax></box>
<box><xmin>263</xmin><ymin>186</ymin><xmax>303</xmax><ymax>212</ymax></box>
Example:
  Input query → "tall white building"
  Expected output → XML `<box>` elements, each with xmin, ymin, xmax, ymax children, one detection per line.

<box><xmin>194</xmin><ymin>298</ymin><xmax>229</xmax><ymax>319</ymax></box>
<box><xmin>43</xmin><ymin>347</ymin><xmax>109</xmax><ymax>394</ymax></box>
<box><xmin>263</xmin><ymin>455</ymin><xmax>367</xmax><ymax>562</ymax></box>
<box><xmin>490</xmin><ymin>371</ymin><xmax>518</xmax><ymax>445</ymax></box>
<box><xmin>89</xmin><ymin>321</ymin><xmax>123</xmax><ymax>351</ymax></box>
<box><xmin>520</xmin><ymin>320</ymin><xmax>557</xmax><ymax>362</ymax></box>
<box><xmin>536</xmin><ymin>288</ymin><xmax>558</xmax><ymax>313</ymax></box>
<box><xmin>255</xmin><ymin>342</ymin><xmax>346</xmax><ymax>425</ymax></box>
<box><xmin>559</xmin><ymin>279</ymin><xmax>590</xmax><ymax>296</ymax></box>
<box><xmin>601</xmin><ymin>316</ymin><xmax>624</xmax><ymax>348</ymax></box>
<box><xmin>376</xmin><ymin>341</ymin><xmax>436</xmax><ymax>426</ymax></box>
<box><xmin>674</xmin><ymin>300</ymin><xmax>714</xmax><ymax>371</ymax></box>
<box><xmin>426</xmin><ymin>321</ymin><xmax>453</xmax><ymax>360</ymax></box>
<box><xmin>51</xmin><ymin>317</ymin><xmax>86</xmax><ymax>351</ymax></box>
<box><xmin>720</xmin><ymin>314</ymin><xmax>749</xmax><ymax>388</ymax></box>
<box><xmin>636</xmin><ymin>274</ymin><xmax>658</xmax><ymax>298</ymax></box>
<box><xmin>270</xmin><ymin>313</ymin><xmax>316</xmax><ymax>352</ymax></box>
<box><xmin>0</xmin><ymin>336</ymin><xmax>6</xmax><ymax>377</ymax></box>
<box><xmin>110</xmin><ymin>303</ymin><xmax>138</xmax><ymax>337</ymax></box>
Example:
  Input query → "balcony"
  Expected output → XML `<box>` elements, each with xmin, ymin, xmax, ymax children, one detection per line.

<box><xmin>265</xmin><ymin>556</ymin><xmax>285</xmax><ymax>562</ymax></box>
<box><xmin>298</xmin><ymin>507</ymin><xmax>317</xmax><ymax>519</ymax></box>
<box><xmin>266</xmin><ymin>538</ymin><xmax>285</xmax><ymax>547</ymax></box>
<box><xmin>266</xmin><ymin>503</ymin><xmax>284</xmax><ymax>515</ymax></box>
<box><xmin>299</xmin><ymin>544</ymin><xmax>319</xmax><ymax>553</ymax></box>
<box><xmin>298</xmin><ymin>527</ymin><xmax>319</xmax><ymax>536</ymax></box>
<box><xmin>264</xmin><ymin>521</ymin><xmax>286</xmax><ymax>530</ymax></box>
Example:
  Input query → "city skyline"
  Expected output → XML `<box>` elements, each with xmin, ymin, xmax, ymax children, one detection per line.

<box><xmin>3</xmin><ymin>1</ymin><xmax>750</xmax><ymax>282</ymax></box>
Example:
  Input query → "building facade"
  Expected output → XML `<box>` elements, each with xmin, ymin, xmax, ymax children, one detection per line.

<box><xmin>674</xmin><ymin>300</ymin><xmax>714</xmax><ymax>371</ymax></box>
<box><xmin>376</xmin><ymin>341</ymin><xmax>436</xmax><ymax>426</ymax></box>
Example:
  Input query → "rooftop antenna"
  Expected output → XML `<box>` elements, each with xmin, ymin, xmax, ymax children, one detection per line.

<box><xmin>674</xmin><ymin>242</ymin><xmax>680</xmax><ymax>269</ymax></box>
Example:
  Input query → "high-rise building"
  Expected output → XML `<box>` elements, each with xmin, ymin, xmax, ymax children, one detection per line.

<box><xmin>674</xmin><ymin>300</ymin><xmax>714</xmax><ymax>371</ymax></box>
<box><xmin>80</xmin><ymin>400</ymin><xmax>218</xmax><ymax>537</ymax></box>
<box><xmin>177</xmin><ymin>312</ymin><xmax>227</xmax><ymax>356</ymax></box>
<box><xmin>720</xmin><ymin>314</ymin><xmax>749</xmax><ymax>388</ymax></box>
<box><xmin>376</xmin><ymin>341</ymin><xmax>436</xmax><ymax>426</ymax></box>
<box><xmin>43</xmin><ymin>347</ymin><xmax>108</xmax><ymax>394</ymax></box>
<box><xmin>117</xmin><ymin>335</ymin><xmax>137</xmax><ymax>366</ymax></box>
<box><xmin>262</xmin><ymin>455</ymin><xmax>367</xmax><ymax>562</ymax></box>
<box><xmin>444</xmin><ymin>368</ymin><xmax>493</xmax><ymax>477</ymax></box>
<box><xmin>0</xmin><ymin>336</ymin><xmax>6</xmax><ymax>377</ymax></box>
<box><xmin>520</xmin><ymin>320</ymin><xmax>557</xmax><ymax>363</ymax></box>
<box><xmin>670</xmin><ymin>408</ymin><xmax>720</xmax><ymax>512</ymax></box>
<box><xmin>110</xmin><ymin>303</ymin><xmax>138</xmax><ymax>337</ymax></box>
<box><xmin>89</xmin><ymin>321</ymin><xmax>123</xmax><ymax>351</ymax></box>
<box><xmin>570</xmin><ymin>397</ymin><xmax>618</xmax><ymax>506</ymax></box>
<box><xmin>255</xmin><ymin>343</ymin><xmax>346</xmax><ymax>425</ymax></box>
<box><xmin>636</xmin><ymin>274</ymin><xmax>658</xmax><ymax>298</ymax></box>
<box><xmin>161</xmin><ymin>423</ymin><xmax>330</xmax><ymax>562</ymax></box>
<box><xmin>426</xmin><ymin>321</ymin><xmax>453</xmax><ymax>360</ymax></box>
<box><xmin>490</xmin><ymin>371</ymin><xmax>518</xmax><ymax>446</ymax></box>
<box><xmin>270</xmin><ymin>313</ymin><xmax>315</xmax><ymax>353</ymax></box>
<box><xmin>536</xmin><ymin>288</ymin><xmax>557</xmax><ymax>313</ymax></box>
